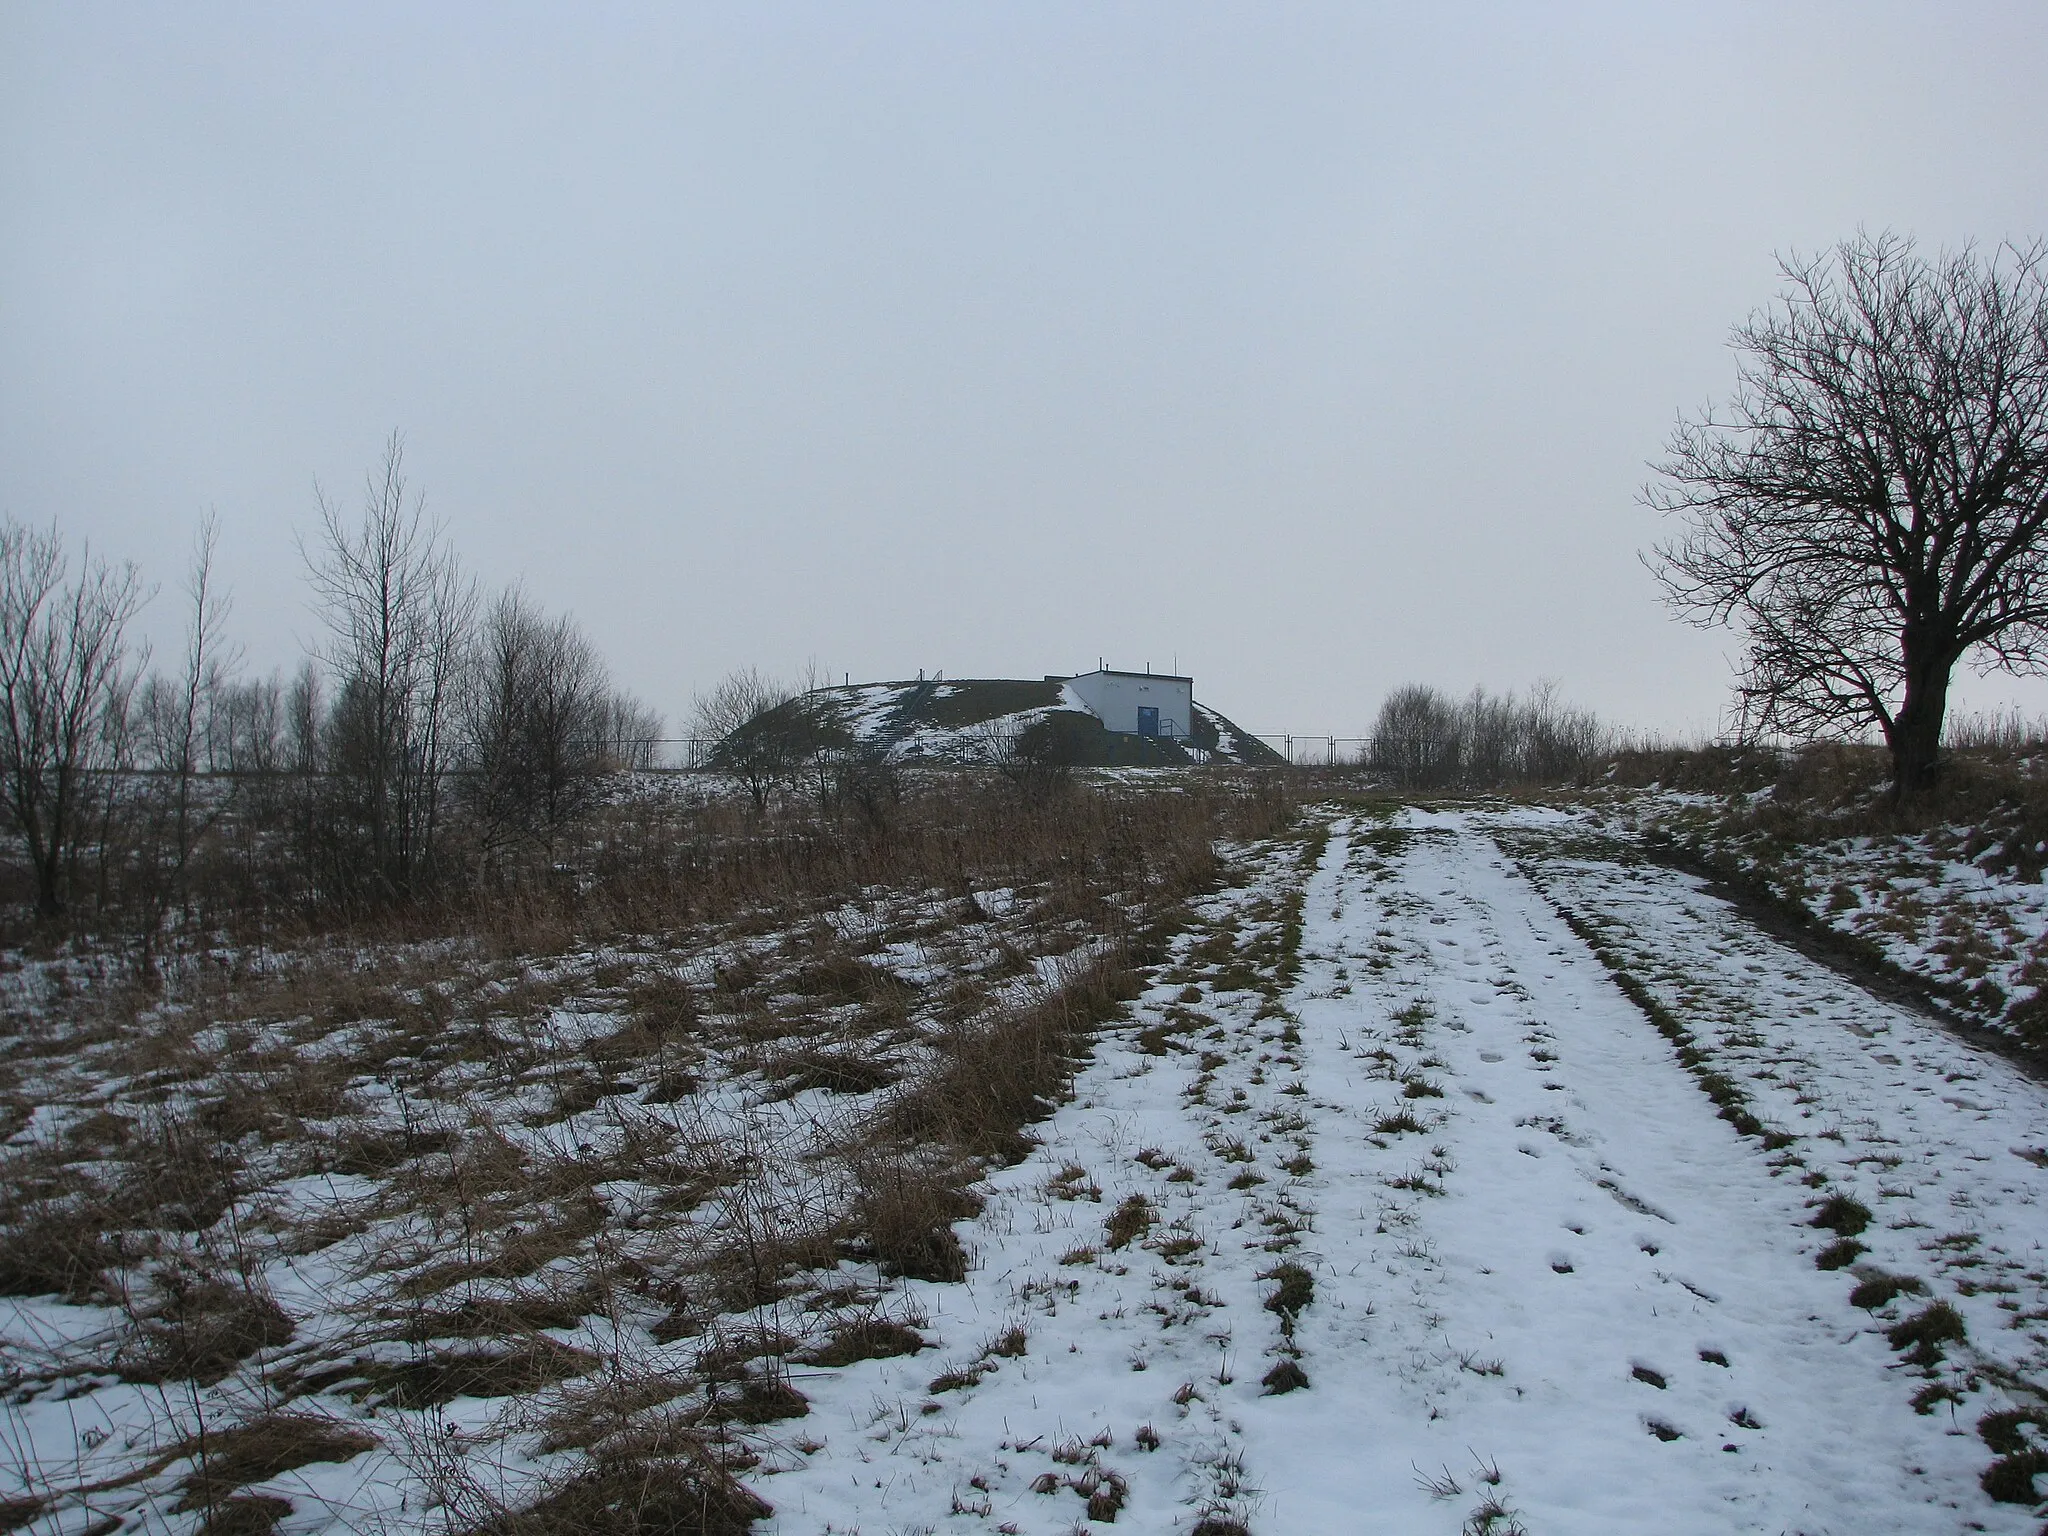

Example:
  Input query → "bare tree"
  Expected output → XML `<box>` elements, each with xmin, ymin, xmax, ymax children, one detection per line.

<box><xmin>459</xmin><ymin>587</ymin><xmax>616</xmax><ymax>855</ymax></box>
<box><xmin>1370</xmin><ymin>684</ymin><xmax>1461</xmax><ymax>789</ymax></box>
<box><xmin>1649</xmin><ymin>232</ymin><xmax>2048</xmax><ymax>799</ymax></box>
<box><xmin>1520</xmin><ymin>678</ymin><xmax>1607</xmax><ymax>782</ymax></box>
<box><xmin>302</xmin><ymin>434</ymin><xmax>476</xmax><ymax>900</ymax></box>
<box><xmin>688</xmin><ymin>667</ymin><xmax>784</xmax><ymax>764</ymax></box>
<box><xmin>0</xmin><ymin>519</ymin><xmax>150</xmax><ymax>918</ymax></box>
<box><xmin>135</xmin><ymin>516</ymin><xmax>239</xmax><ymax>931</ymax></box>
<box><xmin>1459</xmin><ymin>686</ymin><xmax>1520</xmax><ymax>786</ymax></box>
<box><xmin>595</xmin><ymin>692</ymin><xmax>664</xmax><ymax>772</ymax></box>
<box><xmin>206</xmin><ymin>674</ymin><xmax>284</xmax><ymax>776</ymax></box>
<box><xmin>281</xmin><ymin>660</ymin><xmax>325</xmax><ymax>895</ymax></box>
<box><xmin>691</xmin><ymin>667</ymin><xmax>795</xmax><ymax>811</ymax></box>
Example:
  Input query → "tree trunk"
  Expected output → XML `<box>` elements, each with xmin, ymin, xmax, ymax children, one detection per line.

<box><xmin>32</xmin><ymin>850</ymin><xmax>61</xmax><ymax>920</ymax></box>
<box><xmin>1887</xmin><ymin>650</ymin><xmax>1953</xmax><ymax>802</ymax></box>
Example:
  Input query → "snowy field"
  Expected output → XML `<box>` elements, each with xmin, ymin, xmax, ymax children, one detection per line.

<box><xmin>6</xmin><ymin>800</ymin><xmax>2047</xmax><ymax>1533</ymax></box>
<box><xmin>748</xmin><ymin>807</ymin><xmax>2048</xmax><ymax>1534</ymax></box>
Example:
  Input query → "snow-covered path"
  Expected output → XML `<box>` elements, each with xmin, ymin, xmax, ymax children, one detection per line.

<box><xmin>751</xmin><ymin>808</ymin><xmax>2048</xmax><ymax>1535</ymax></box>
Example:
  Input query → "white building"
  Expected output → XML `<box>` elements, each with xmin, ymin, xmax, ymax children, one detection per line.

<box><xmin>1056</xmin><ymin>668</ymin><xmax>1195</xmax><ymax>740</ymax></box>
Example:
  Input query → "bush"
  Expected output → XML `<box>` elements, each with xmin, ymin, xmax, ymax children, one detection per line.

<box><xmin>1369</xmin><ymin>682</ymin><xmax>1610</xmax><ymax>790</ymax></box>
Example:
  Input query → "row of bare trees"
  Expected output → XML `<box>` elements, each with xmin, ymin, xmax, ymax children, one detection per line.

<box><xmin>1368</xmin><ymin>681</ymin><xmax>1611</xmax><ymax>790</ymax></box>
<box><xmin>0</xmin><ymin>437</ymin><xmax>660</xmax><ymax>930</ymax></box>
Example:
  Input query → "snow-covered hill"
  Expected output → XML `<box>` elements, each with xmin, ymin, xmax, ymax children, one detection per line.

<box><xmin>772</xmin><ymin>678</ymin><xmax>1283</xmax><ymax>766</ymax></box>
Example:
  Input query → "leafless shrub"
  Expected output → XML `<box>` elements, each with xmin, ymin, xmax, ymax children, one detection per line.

<box><xmin>689</xmin><ymin>669</ymin><xmax>827</xmax><ymax>812</ymax></box>
<box><xmin>976</xmin><ymin>716</ymin><xmax>1081</xmax><ymax>800</ymax></box>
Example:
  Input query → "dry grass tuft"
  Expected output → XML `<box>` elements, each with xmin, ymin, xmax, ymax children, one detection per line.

<box><xmin>802</xmin><ymin>1315</ymin><xmax>928</xmax><ymax>1367</ymax></box>
<box><xmin>1105</xmin><ymin>1195</ymin><xmax>1153</xmax><ymax>1250</ymax></box>
<box><xmin>1807</xmin><ymin>1192</ymin><xmax>1872</xmax><ymax>1237</ymax></box>
<box><xmin>1887</xmin><ymin>1299</ymin><xmax>1968</xmax><ymax>1365</ymax></box>
<box><xmin>471</xmin><ymin>1445</ymin><xmax>771</xmax><ymax>1535</ymax></box>
<box><xmin>390</xmin><ymin>1284</ymin><xmax>598</xmax><ymax>1341</ymax></box>
<box><xmin>849</xmin><ymin>1152</ymin><xmax>979</xmax><ymax>1282</ymax></box>
<box><xmin>344</xmin><ymin>1338</ymin><xmax>598</xmax><ymax>1409</ymax></box>
<box><xmin>761</xmin><ymin>1047</ymin><xmax>896</xmax><ymax>1099</ymax></box>
<box><xmin>195</xmin><ymin>1494</ymin><xmax>294</xmax><ymax>1535</ymax></box>
<box><xmin>0</xmin><ymin>1199</ymin><xmax>126</xmax><ymax>1300</ymax></box>
<box><xmin>891</xmin><ymin>949</ymin><xmax>1139</xmax><ymax>1164</ymax></box>
<box><xmin>1260</xmin><ymin>1358</ymin><xmax>1309</xmax><ymax>1394</ymax></box>
<box><xmin>170</xmin><ymin>1414</ymin><xmax>378</xmax><ymax>1512</ymax></box>
<box><xmin>115</xmin><ymin>1271</ymin><xmax>296</xmax><ymax>1386</ymax></box>
<box><xmin>703</xmin><ymin>1375</ymin><xmax>809</xmax><ymax>1425</ymax></box>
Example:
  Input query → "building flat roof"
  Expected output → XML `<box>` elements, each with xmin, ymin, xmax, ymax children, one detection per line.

<box><xmin>1073</xmin><ymin>668</ymin><xmax>1193</xmax><ymax>683</ymax></box>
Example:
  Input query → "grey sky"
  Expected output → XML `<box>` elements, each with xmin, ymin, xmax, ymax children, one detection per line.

<box><xmin>4</xmin><ymin>2</ymin><xmax>2046</xmax><ymax>742</ymax></box>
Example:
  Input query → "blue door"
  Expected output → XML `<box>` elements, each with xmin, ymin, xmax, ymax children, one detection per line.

<box><xmin>1136</xmin><ymin>706</ymin><xmax>1159</xmax><ymax>737</ymax></box>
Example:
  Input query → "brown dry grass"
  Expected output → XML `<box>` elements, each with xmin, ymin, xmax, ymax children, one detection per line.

<box><xmin>341</xmin><ymin>1338</ymin><xmax>599</xmax><ymax>1410</ymax></box>
<box><xmin>113</xmin><ymin>1269</ymin><xmax>295</xmax><ymax>1386</ymax></box>
<box><xmin>170</xmin><ymin>1414</ymin><xmax>378</xmax><ymax>1513</ymax></box>
<box><xmin>0</xmin><ymin>770</ymin><xmax>1296</xmax><ymax>1534</ymax></box>
<box><xmin>889</xmin><ymin>948</ymin><xmax>1141</xmax><ymax>1163</ymax></box>
<box><xmin>467</xmin><ymin>1442</ymin><xmax>770</xmax><ymax>1535</ymax></box>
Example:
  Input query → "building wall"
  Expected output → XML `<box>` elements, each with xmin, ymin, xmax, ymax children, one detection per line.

<box><xmin>1064</xmin><ymin>671</ymin><xmax>1194</xmax><ymax>738</ymax></box>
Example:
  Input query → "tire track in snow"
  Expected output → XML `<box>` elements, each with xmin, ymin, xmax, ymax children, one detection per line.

<box><xmin>1255</xmin><ymin>808</ymin><xmax>2023</xmax><ymax>1533</ymax></box>
<box><xmin>1502</xmin><ymin>808</ymin><xmax>2048</xmax><ymax>1519</ymax></box>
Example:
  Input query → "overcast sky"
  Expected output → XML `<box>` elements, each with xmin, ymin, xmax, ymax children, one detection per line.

<box><xmin>4</xmin><ymin>2</ymin><xmax>2046</xmax><ymax>743</ymax></box>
